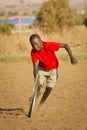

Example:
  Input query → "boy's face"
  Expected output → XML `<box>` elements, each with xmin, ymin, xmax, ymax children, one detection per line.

<box><xmin>31</xmin><ymin>38</ymin><xmax>43</xmax><ymax>51</ymax></box>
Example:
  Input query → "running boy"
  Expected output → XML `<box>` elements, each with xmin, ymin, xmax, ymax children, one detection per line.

<box><xmin>29</xmin><ymin>34</ymin><xmax>78</xmax><ymax>106</ymax></box>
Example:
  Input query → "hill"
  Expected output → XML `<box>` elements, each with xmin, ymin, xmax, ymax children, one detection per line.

<box><xmin>0</xmin><ymin>0</ymin><xmax>85</xmax><ymax>7</ymax></box>
<box><xmin>0</xmin><ymin>0</ymin><xmax>86</xmax><ymax>16</ymax></box>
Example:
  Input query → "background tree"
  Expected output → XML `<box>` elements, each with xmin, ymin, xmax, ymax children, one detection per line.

<box><xmin>35</xmin><ymin>0</ymin><xmax>74</xmax><ymax>33</ymax></box>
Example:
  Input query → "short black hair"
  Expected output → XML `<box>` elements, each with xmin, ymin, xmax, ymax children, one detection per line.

<box><xmin>29</xmin><ymin>34</ymin><xmax>41</xmax><ymax>43</ymax></box>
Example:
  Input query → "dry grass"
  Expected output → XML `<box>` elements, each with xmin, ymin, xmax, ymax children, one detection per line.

<box><xmin>41</xmin><ymin>26</ymin><xmax>87</xmax><ymax>47</ymax></box>
<box><xmin>0</xmin><ymin>26</ymin><xmax>87</xmax><ymax>62</ymax></box>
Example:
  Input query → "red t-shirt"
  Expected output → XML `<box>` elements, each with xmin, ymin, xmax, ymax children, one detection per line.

<box><xmin>31</xmin><ymin>42</ymin><xmax>60</xmax><ymax>70</ymax></box>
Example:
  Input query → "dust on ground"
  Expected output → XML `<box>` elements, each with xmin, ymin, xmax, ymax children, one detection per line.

<box><xmin>0</xmin><ymin>60</ymin><xmax>87</xmax><ymax>130</ymax></box>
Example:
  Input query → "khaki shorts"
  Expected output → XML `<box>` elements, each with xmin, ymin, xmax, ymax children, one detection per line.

<box><xmin>38</xmin><ymin>67</ymin><xmax>58</xmax><ymax>88</ymax></box>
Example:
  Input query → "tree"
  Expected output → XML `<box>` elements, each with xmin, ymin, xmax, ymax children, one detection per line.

<box><xmin>35</xmin><ymin>0</ymin><xmax>74</xmax><ymax>33</ymax></box>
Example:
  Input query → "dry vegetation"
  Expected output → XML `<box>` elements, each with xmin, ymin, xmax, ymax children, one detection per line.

<box><xmin>0</xmin><ymin>26</ymin><xmax>87</xmax><ymax>62</ymax></box>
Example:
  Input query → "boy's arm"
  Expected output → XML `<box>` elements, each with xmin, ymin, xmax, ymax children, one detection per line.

<box><xmin>33</xmin><ymin>62</ymin><xmax>38</xmax><ymax>79</ymax></box>
<box><xmin>60</xmin><ymin>43</ymin><xmax>78</xmax><ymax>65</ymax></box>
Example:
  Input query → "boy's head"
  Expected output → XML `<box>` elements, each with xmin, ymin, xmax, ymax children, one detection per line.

<box><xmin>29</xmin><ymin>34</ymin><xmax>43</xmax><ymax>51</ymax></box>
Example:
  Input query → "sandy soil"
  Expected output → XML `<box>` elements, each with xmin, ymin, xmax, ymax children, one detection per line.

<box><xmin>0</xmin><ymin>60</ymin><xmax>87</xmax><ymax>130</ymax></box>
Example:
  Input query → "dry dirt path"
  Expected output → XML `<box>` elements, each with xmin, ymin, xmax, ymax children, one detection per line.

<box><xmin>0</xmin><ymin>61</ymin><xmax>87</xmax><ymax>130</ymax></box>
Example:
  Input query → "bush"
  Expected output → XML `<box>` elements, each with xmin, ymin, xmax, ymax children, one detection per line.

<box><xmin>0</xmin><ymin>23</ymin><xmax>14</xmax><ymax>35</ymax></box>
<box><xmin>35</xmin><ymin>0</ymin><xmax>74</xmax><ymax>33</ymax></box>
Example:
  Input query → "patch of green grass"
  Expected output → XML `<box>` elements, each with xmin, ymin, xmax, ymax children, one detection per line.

<box><xmin>57</xmin><ymin>45</ymin><xmax>87</xmax><ymax>61</ymax></box>
<box><xmin>0</xmin><ymin>45</ymin><xmax>87</xmax><ymax>63</ymax></box>
<box><xmin>71</xmin><ymin>45</ymin><xmax>87</xmax><ymax>60</ymax></box>
<box><xmin>0</xmin><ymin>53</ymin><xmax>31</xmax><ymax>63</ymax></box>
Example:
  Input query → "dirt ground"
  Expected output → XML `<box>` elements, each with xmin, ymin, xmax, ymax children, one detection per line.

<box><xmin>0</xmin><ymin>60</ymin><xmax>87</xmax><ymax>130</ymax></box>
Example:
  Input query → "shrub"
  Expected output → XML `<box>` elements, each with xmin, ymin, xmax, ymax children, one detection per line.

<box><xmin>0</xmin><ymin>23</ymin><xmax>14</xmax><ymax>35</ymax></box>
<box><xmin>35</xmin><ymin>0</ymin><xmax>74</xmax><ymax>33</ymax></box>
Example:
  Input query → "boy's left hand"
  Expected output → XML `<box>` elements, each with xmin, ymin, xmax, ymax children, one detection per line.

<box><xmin>71</xmin><ymin>57</ymin><xmax>78</xmax><ymax>65</ymax></box>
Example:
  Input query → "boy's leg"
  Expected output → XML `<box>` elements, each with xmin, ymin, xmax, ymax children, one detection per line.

<box><xmin>37</xmin><ymin>68</ymin><xmax>46</xmax><ymax>98</ymax></box>
<box><xmin>39</xmin><ymin>68</ymin><xmax>58</xmax><ymax>106</ymax></box>
<box><xmin>29</xmin><ymin>84</ymin><xmax>42</xmax><ymax>102</ymax></box>
<box><xmin>29</xmin><ymin>70</ymin><xmax>46</xmax><ymax>102</ymax></box>
<box><xmin>39</xmin><ymin>87</ymin><xmax>52</xmax><ymax>106</ymax></box>
<box><xmin>37</xmin><ymin>85</ymin><xmax>42</xmax><ymax>98</ymax></box>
